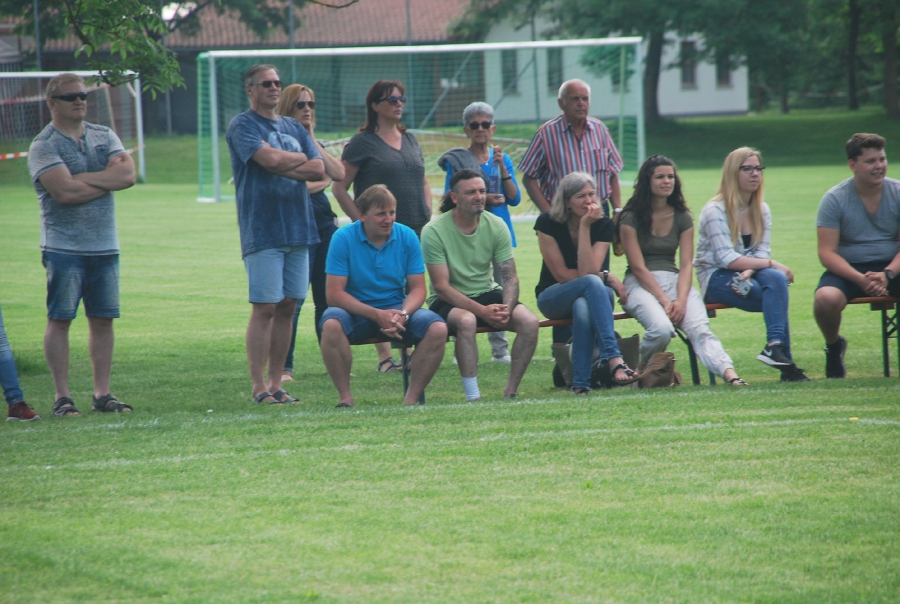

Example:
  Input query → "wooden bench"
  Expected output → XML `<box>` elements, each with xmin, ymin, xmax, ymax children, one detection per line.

<box><xmin>356</xmin><ymin>296</ymin><xmax>900</xmax><ymax>402</ymax></box>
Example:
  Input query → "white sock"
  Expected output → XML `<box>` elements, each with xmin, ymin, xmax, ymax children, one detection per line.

<box><xmin>462</xmin><ymin>376</ymin><xmax>481</xmax><ymax>401</ymax></box>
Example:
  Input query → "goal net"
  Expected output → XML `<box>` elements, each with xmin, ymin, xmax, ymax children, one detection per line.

<box><xmin>0</xmin><ymin>71</ymin><xmax>145</xmax><ymax>184</ymax></box>
<box><xmin>197</xmin><ymin>38</ymin><xmax>644</xmax><ymax>207</ymax></box>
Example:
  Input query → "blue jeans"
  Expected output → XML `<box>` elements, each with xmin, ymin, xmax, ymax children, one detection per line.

<box><xmin>0</xmin><ymin>304</ymin><xmax>24</xmax><ymax>406</ymax></box>
<box><xmin>537</xmin><ymin>274</ymin><xmax>621</xmax><ymax>390</ymax></box>
<box><xmin>704</xmin><ymin>267</ymin><xmax>792</xmax><ymax>359</ymax></box>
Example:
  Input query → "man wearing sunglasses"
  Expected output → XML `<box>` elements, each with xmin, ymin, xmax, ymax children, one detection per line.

<box><xmin>226</xmin><ymin>64</ymin><xmax>325</xmax><ymax>405</ymax></box>
<box><xmin>28</xmin><ymin>73</ymin><xmax>137</xmax><ymax>416</ymax></box>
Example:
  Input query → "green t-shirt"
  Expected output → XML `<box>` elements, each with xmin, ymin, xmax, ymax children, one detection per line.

<box><xmin>620</xmin><ymin>208</ymin><xmax>693</xmax><ymax>273</ymax></box>
<box><xmin>421</xmin><ymin>211</ymin><xmax>514</xmax><ymax>304</ymax></box>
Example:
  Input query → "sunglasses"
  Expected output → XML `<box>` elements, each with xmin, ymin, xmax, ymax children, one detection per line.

<box><xmin>467</xmin><ymin>121</ymin><xmax>493</xmax><ymax>130</ymax></box>
<box><xmin>739</xmin><ymin>165</ymin><xmax>766</xmax><ymax>174</ymax></box>
<box><xmin>254</xmin><ymin>80</ymin><xmax>283</xmax><ymax>89</ymax></box>
<box><xmin>295</xmin><ymin>100</ymin><xmax>316</xmax><ymax>110</ymax></box>
<box><xmin>52</xmin><ymin>92</ymin><xmax>88</xmax><ymax>102</ymax></box>
<box><xmin>378</xmin><ymin>95</ymin><xmax>406</xmax><ymax>105</ymax></box>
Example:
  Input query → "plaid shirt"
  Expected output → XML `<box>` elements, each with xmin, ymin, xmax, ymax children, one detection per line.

<box><xmin>518</xmin><ymin>115</ymin><xmax>624</xmax><ymax>202</ymax></box>
<box><xmin>694</xmin><ymin>200</ymin><xmax>772</xmax><ymax>297</ymax></box>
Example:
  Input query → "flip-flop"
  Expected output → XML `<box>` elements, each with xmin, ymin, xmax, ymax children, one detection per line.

<box><xmin>727</xmin><ymin>377</ymin><xmax>750</xmax><ymax>386</ymax></box>
<box><xmin>335</xmin><ymin>402</ymin><xmax>354</xmax><ymax>408</ymax></box>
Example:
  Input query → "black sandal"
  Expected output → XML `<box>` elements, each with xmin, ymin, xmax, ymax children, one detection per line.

<box><xmin>271</xmin><ymin>389</ymin><xmax>300</xmax><ymax>404</ymax></box>
<box><xmin>92</xmin><ymin>393</ymin><xmax>133</xmax><ymax>413</ymax></box>
<box><xmin>253</xmin><ymin>391</ymin><xmax>280</xmax><ymax>405</ymax></box>
<box><xmin>611</xmin><ymin>363</ymin><xmax>640</xmax><ymax>385</ymax></box>
<box><xmin>727</xmin><ymin>377</ymin><xmax>750</xmax><ymax>386</ymax></box>
<box><xmin>377</xmin><ymin>357</ymin><xmax>402</xmax><ymax>373</ymax></box>
<box><xmin>52</xmin><ymin>396</ymin><xmax>81</xmax><ymax>417</ymax></box>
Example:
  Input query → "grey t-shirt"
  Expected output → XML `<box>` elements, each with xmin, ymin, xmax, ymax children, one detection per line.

<box><xmin>342</xmin><ymin>130</ymin><xmax>430</xmax><ymax>231</ymax></box>
<box><xmin>28</xmin><ymin>122</ymin><xmax>124</xmax><ymax>255</ymax></box>
<box><xmin>816</xmin><ymin>177</ymin><xmax>900</xmax><ymax>264</ymax></box>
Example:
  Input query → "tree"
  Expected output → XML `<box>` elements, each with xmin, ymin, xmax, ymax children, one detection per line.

<box><xmin>0</xmin><ymin>0</ymin><xmax>359</xmax><ymax>97</ymax></box>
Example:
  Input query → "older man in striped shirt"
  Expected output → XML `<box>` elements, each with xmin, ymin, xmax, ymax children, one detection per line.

<box><xmin>519</xmin><ymin>79</ymin><xmax>624</xmax><ymax>222</ymax></box>
<box><xmin>520</xmin><ymin>79</ymin><xmax>625</xmax><ymax>382</ymax></box>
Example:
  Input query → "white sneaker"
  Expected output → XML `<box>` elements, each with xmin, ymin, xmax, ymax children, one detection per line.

<box><xmin>491</xmin><ymin>355</ymin><xmax>512</xmax><ymax>364</ymax></box>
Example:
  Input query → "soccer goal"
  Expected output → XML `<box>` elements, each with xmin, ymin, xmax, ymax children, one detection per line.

<box><xmin>197</xmin><ymin>38</ymin><xmax>644</xmax><ymax>204</ymax></box>
<box><xmin>0</xmin><ymin>71</ymin><xmax>145</xmax><ymax>183</ymax></box>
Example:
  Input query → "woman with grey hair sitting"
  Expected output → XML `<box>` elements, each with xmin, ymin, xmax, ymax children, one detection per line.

<box><xmin>535</xmin><ymin>172</ymin><xmax>639</xmax><ymax>393</ymax></box>
<box><xmin>438</xmin><ymin>101</ymin><xmax>521</xmax><ymax>363</ymax></box>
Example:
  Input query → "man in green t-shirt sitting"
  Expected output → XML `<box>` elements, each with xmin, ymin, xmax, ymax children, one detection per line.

<box><xmin>422</xmin><ymin>169</ymin><xmax>539</xmax><ymax>401</ymax></box>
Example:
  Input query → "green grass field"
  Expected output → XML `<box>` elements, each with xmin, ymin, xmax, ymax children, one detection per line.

<box><xmin>1</xmin><ymin>110</ymin><xmax>899</xmax><ymax>602</ymax></box>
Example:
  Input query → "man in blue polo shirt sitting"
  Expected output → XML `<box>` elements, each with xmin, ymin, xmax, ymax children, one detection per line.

<box><xmin>320</xmin><ymin>185</ymin><xmax>447</xmax><ymax>407</ymax></box>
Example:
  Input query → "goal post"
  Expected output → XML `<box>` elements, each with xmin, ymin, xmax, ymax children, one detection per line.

<box><xmin>0</xmin><ymin>71</ymin><xmax>145</xmax><ymax>183</ymax></box>
<box><xmin>197</xmin><ymin>38</ymin><xmax>644</xmax><ymax>204</ymax></box>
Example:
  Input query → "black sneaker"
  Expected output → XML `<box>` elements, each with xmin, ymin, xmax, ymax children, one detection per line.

<box><xmin>825</xmin><ymin>336</ymin><xmax>847</xmax><ymax>378</ymax></box>
<box><xmin>757</xmin><ymin>343</ymin><xmax>793</xmax><ymax>367</ymax></box>
<box><xmin>780</xmin><ymin>366</ymin><xmax>812</xmax><ymax>382</ymax></box>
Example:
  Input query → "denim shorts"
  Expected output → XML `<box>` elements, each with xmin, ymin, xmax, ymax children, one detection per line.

<box><xmin>817</xmin><ymin>260</ymin><xmax>900</xmax><ymax>301</ymax></box>
<box><xmin>43</xmin><ymin>251</ymin><xmax>120</xmax><ymax>320</ymax></box>
<box><xmin>320</xmin><ymin>307</ymin><xmax>445</xmax><ymax>346</ymax></box>
<box><xmin>244</xmin><ymin>245</ymin><xmax>309</xmax><ymax>304</ymax></box>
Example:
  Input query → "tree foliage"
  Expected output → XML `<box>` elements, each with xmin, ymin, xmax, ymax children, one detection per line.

<box><xmin>0</xmin><ymin>0</ymin><xmax>358</xmax><ymax>98</ymax></box>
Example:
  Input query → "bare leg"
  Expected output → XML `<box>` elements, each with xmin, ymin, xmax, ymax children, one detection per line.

<box><xmin>504</xmin><ymin>305</ymin><xmax>538</xmax><ymax>397</ymax></box>
<box><xmin>814</xmin><ymin>286</ymin><xmax>847</xmax><ymax>345</ymax></box>
<box><xmin>44</xmin><ymin>319</ymin><xmax>72</xmax><ymax>400</ymax></box>
<box><xmin>247</xmin><ymin>302</ymin><xmax>276</xmax><ymax>400</ymax></box>
<box><xmin>266</xmin><ymin>297</ymin><xmax>297</xmax><ymax>395</ymax></box>
<box><xmin>447</xmin><ymin>309</ymin><xmax>478</xmax><ymax>378</ymax></box>
<box><xmin>86</xmin><ymin>316</ymin><xmax>114</xmax><ymax>398</ymax></box>
<box><xmin>374</xmin><ymin>341</ymin><xmax>393</xmax><ymax>364</ymax></box>
<box><xmin>403</xmin><ymin>321</ymin><xmax>448</xmax><ymax>404</ymax></box>
<box><xmin>321</xmin><ymin>318</ymin><xmax>355</xmax><ymax>406</ymax></box>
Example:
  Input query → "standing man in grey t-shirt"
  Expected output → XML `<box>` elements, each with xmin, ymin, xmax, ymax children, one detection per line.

<box><xmin>28</xmin><ymin>73</ymin><xmax>136</xmax><ymax>416</ymax></box>
<box><xmin>814</xmin><ymin>133</ymin><xmax>900</xmax><ymax>378</ymax></box>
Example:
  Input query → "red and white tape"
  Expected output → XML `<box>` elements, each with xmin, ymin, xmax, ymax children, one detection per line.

<box><xmin>0</xmin><ymin>145</ymin><xmax>143</xmax><ymax>161</ymax></box>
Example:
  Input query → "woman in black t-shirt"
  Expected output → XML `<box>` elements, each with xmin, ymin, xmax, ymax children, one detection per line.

<box><xmin>534</xmin><ymin>172</ymin><xmax>639</xmax><ymax>394</ymax></box>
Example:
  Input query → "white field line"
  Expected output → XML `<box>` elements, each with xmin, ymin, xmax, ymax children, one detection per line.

<box><xmin>3</xmin><ymin>417</ymin><xmax>898</xmax><ymax>474</ymax></box>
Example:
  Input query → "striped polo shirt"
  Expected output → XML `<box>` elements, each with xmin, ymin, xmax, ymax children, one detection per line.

<box><xmin>518</xmin><ymin>115</ymin><xmax>624</xmax><ymax>202</ymax></box>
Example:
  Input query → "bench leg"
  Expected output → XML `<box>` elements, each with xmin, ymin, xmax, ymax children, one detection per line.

<box><xmin>883</xmin><ymin>305</ymin><xmax>899</xmax><ymax>379</ymax></box>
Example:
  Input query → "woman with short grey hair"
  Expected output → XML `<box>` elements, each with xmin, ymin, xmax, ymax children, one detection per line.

<box><xmin>534</xmin><ymin>172</ymin><xmax>639</xmax><ymax>393</ymax></box>
<box><xmin>437</xmin><ymin>101</ymin><xmax>521</xmax><ymax>363</ymax></box>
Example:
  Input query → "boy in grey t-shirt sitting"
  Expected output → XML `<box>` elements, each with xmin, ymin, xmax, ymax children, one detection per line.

<box><xmin>814</xmin><ymin>133</ymin><xmax>900</xmax><ymax>378</ymax></box>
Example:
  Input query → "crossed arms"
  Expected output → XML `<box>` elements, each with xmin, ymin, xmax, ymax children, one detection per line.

<box><xmin>252</xmin><ymin>143</ymin><xmax>324</xmax><ymax>182</ymax></box>
<box><xmin>38</xmin><ymin>152</ymin><xmax>136</xmax><ymax>205</ymax></box>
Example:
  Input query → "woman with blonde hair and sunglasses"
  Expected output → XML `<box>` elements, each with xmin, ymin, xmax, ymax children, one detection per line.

<box><xmin>275</xmin><ymin>84</ymin><xmax>345</xmax><ymax>382</ymax></box>
<box><xmin>695</xmin><ymin>147</ymin><xmax>810</xmax><ymax>382</ymax></box>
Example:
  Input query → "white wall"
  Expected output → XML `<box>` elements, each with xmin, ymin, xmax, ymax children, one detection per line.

<box><xmin>485</xmin><ymin>19</ymin><xmax>748</xmax><ymax>119</ymax></box>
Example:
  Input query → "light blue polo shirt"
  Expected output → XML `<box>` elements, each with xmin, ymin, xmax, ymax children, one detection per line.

<box><xmin>325</xmin><ymin>220</ymin><xmax>424</xmax><ymax>309</ymax></box>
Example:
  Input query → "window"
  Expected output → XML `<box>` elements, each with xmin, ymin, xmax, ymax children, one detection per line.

<box><xmin>547</xmin><ymin>48</ymin><xmax>563</xmax><ymax>92</ymax></box>
<box><xmin>716</xmin><ymin>52</ymin><xmax>732</xmax><ymax>88</ymax></box>
<box><xmin>501</xmin><ymin>50</ymin><xmax>518</xmax><ymax>94</ymax></box>
<box><xmin>681</xmin><ymin>41</ymin><xmax>697</xmax><ymax>88</ymax></box>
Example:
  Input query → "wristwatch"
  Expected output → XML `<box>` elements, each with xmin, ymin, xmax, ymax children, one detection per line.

<box><xmin>885</xmin><ymin>269</ymin><xmax>896</xmax><ymax>282</ymax></box>
<box><xmin>399</xmin><ymin>309</ymin><xmax>409</xmax><ymax>323</ymax></box>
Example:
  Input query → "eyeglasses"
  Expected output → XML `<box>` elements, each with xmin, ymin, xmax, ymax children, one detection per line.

<box><xmin>467</xmin><ymin>121</ymin><xmax>493</xmax><ymax>130</ymax></box>
<box><xmin>253</xmin><ymin>80</ymin><xmax>283</xmax><ymax>89</ymax></box>
<box><xmin>295</xmin><ymin>100</ymin><xmax>316</xmax><ymax>110</ymax></box>
<box><xmin>739</xmin><ymin>165</ymin><xmax>766</xmax><ymax>174</ymax></box>
<box><xmin>52</xmin><ymin>92</ymin><xmax>88</xmax><ymax>102</ymax></box>
<box><xmin>378</xmin><ymin>95</ymin><xmax>406</xmax><ymax>105</ymax></box>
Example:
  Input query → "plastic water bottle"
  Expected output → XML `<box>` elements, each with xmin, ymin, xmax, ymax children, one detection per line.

<box><xmin>488</xmin><ymin>168</ymin><xmax>501</xmax><ymax>196</ymax></box>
